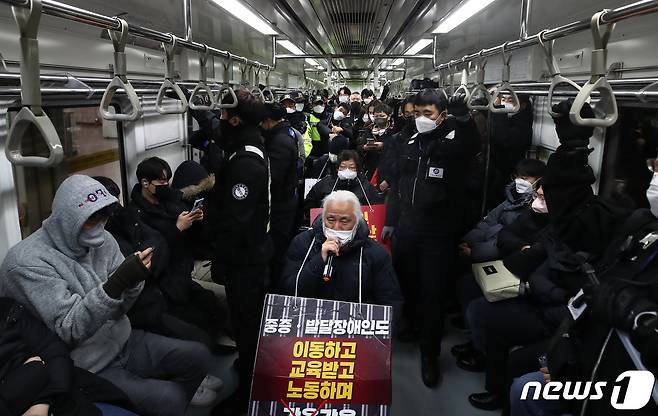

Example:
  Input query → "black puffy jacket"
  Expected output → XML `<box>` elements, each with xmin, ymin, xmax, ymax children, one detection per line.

<box><xmin>303</xmin><ymin>173</ymin><xmax>383</xmax><ymax>218</ymax></box>
<box><xmin>279</xmin><ymin>218</ymin><xmax>403</xmax><ymax>312</ymax></box>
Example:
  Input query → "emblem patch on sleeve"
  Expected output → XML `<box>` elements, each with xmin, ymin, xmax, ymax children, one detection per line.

<box><xmin>232</xmin><ymin>183</ymin><xmax>249</xmax><ymax>200</ymax></box>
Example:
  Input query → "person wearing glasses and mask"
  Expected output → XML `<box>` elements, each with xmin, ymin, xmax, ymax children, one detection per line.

<box><xmin>360</xmin><ymin>103</ymin><xmax>399</xmax><ymax>191</ymax></box>
<box><xmin>303</xmin><ymin>150</ymin><xmax>382</xmax><ymax>220</ymax></box>
<box><xmin>383</xmin><ymin>88</ymin><xmax>481</xmax><ymax>387</ymax></box>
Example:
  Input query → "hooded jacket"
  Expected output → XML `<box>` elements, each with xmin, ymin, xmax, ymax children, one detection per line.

<box><xmin>462</xmin><ymin>183</ymin><xmax>532</xmax><ymax>262</ymax></box>
<box><xmin>280</xmin><ymin>217</ymin><xmax>403</xmax><ymax>311</ymax></box>
<box><xmin>0</xmin><ymin>175</ymin><xmax>143</xmax><ymax>373</ymax></box>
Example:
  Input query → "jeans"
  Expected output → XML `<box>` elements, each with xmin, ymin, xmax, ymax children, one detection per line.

<box><xmin>394</xmin><ymin>223</ymin><xmax>455</xmax><ymax>356</ymax></box>
<box><xmin>510</xmin><ymin>371</ymin><xmax>564</xmax><ymax>416</ymax></box>
<box><xmin>95</xmin><ymin>403</ymin><xmax>139</xmax><ymax>416</ymax></box>
<box><xmin>96</xmin><ymin>330</ymin><xmax>210</xmax><ymax>416</ymax></box>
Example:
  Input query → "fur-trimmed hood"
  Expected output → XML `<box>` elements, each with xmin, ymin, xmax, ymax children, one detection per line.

<box><xmin>179</xmin><ymin>174</ymin><xmax>215</xmax><ymax>201</ymax></box>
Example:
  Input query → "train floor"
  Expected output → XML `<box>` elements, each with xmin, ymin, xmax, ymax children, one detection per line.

<box><xmin>186</xmin><ymin>318</ymin><xmax>496</xmax><ymax>416</ymax></box>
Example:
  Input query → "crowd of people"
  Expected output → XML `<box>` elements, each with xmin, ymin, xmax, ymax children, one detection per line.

<box><xmin>0</xmin><ymin>82</ymin><xmax>657</xmax><ymax>416</ymax></box>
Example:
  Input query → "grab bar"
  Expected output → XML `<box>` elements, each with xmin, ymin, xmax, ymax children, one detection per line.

<box><xmin>99</xmin><ymin>18</ymin><xmax>142</xmax><ymax>121</ymax></box>
<box><xmin>155</xmin><ymin>34</ymin><xmax>188</xmax><ymax>115</ymax></box>
<box><xmin>490</xmin><ymin>42</ymin><xmax>521</xmax><ymax>114</ymax></box>
<box><xmin>537</xmin><ymin>29</ymin><xmax>584</xmax><ymax>117</ymax></box>
<box><xmin>468</xmin><ymin>51</ymin><xmax>490</xmax><ymax>110</ymax></box>
<box><xmin>189</xmin><ymin>44</ymin><xmax>215</xmax><ymax>111</ymax></box>
<box><xmin>569</xmin><ymin>11</ymin><xmax>618</xmax><ymax>127</ymax></box>
<box><xmin>6</xmin><ymin>0</ymin><xmax>63</xmax><ymax>167</ymax></box>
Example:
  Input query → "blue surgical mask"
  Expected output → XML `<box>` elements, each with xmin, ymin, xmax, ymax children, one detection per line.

<box><xmin>78</xmin><ymin>221</ymin><xmax>107</xmax><ymax>248</ymax></box>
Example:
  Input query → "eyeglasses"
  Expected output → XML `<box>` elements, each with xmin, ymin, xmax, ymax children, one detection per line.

<box><xmin>532</xmin><ymin>192</ymin><xmax>545</xmax><ymax>201</ymax></box>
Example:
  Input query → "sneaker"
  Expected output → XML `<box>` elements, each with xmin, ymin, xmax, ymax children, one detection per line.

<box><xmin>191</xmin><ymin>386</ymin><xmax>217</xmax><ymax>407</ymax></box>
<box><xmin>202</xmin><ymin>374</ymin><xmax>224</xmax><ymax>391</ymax></box>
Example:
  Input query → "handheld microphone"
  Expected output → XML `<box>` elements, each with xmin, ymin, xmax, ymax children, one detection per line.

<box><xmin>323</xmin><ymin>252</ymin><xmax>335</xmax><ymax>282</ymax></box>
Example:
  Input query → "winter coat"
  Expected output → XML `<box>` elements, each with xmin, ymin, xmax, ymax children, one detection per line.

<box><xmin>385</xmin><ymin>116</ymin><xmax>481</xmax><ymax>233</ymax></box>
<box><xmin>462</xmin><ymin>183</ymin><xmax>531</xmax><ymax>262</ymax></box>
<box><xmin>265</xmin><ymin>120</ymin><xmax>299</xmax><ymax>212</ymax></box>
<box><xmin>489</xmin><ymin>107</ymin><xmax>533</xmax><ymax>179</ymax></box>
<box><xmin>303</xmin><ymin>173</ymin><xmax>383</xmax><ymax>216</ymax></box>
<box><xmin>280</xmin><ymin>218</ymin><xmax>403</xmax><ymax>312</ymax></box>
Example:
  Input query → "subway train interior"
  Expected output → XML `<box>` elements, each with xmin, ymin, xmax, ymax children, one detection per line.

<box><xmin>1</xmin><ymin>0</ymin><xmax>658</xmax><ymax>415</ymax></box>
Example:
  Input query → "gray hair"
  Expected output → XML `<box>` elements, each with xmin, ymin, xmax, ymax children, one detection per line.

<box><xmin>321</xmin><ymin>190</ymin><xmax>363</xmax><ymax>221</ymax></box>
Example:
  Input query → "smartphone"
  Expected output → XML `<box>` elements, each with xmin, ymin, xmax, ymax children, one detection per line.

<box><xmin>191</xmin><ymin>198</ymin><xmax>205</xmax><ymax>212</ymax></box>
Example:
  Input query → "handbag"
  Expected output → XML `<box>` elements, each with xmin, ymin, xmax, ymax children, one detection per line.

<box><xmin>472</xmin><ymin>260</ymin><xmax>521</xmax><ymax>302</ymax></box>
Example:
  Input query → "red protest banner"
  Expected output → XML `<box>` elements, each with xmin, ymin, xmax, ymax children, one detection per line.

<box><xmin>309</xmin><ymin>204</ymin><xmax>387</xmax><ymax>243</ymax></box>
<box><xmin>250</xmin><ymin>294</ymin><xmax>393</xmax><ymax>416</ymax></box>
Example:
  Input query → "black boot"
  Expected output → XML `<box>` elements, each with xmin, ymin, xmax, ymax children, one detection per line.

<box><xmin>420</xmin><ymin>353</ymin><xmax>440</xmax><ymax>387</ymax></box>
<box><xmin>468</xmin><ymin>392</ymin><xmax>503</xmax><ymax>410</ymax></box>
<box><xmin>450</xmin><ymin>340</ymin><xmax>474</xmax><ymax>357</ymax></box>
<box><xmin>456</xmin><ymin>349</ymin><xmax>486</xmax><ymax>372</ymax></box>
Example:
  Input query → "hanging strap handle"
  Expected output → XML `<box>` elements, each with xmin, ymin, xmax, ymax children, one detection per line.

<box><xmin>454</xmin><ymin>57</ymin><xmax>472</xmax><ymax>103</ymax></box>
<box><xmin>468</xmin><ymin>51</ymin><xmax>490</xmax><ymax>110</ymax></box>
<box><xmin>447</xmin><ymin>61</ymin><xmax>455</xmax><ymax>95</ymax></box>
<box><xmin>189</xmin><ymin>45</ymin><xmax>216</xmax><ymax>111</ymax></box>
<box><xmin>6</xmin><ymin>0</ymin><xmax>63</xmax><ymax>167</ymax></box>
<box><xmin>261</xmin><ymin>87</ymin><xmax>275</xmax><ymax>103</ymax></box>
<box><xmin>537</xmin><ymin>29</ymin><xmax>584</xmax><ymax>117</ymax></box>
<box><xmin>156</xmin><ymin>34</ymin><xmax>189</xmax><ymax>115</ymax></box>
<box><xmin>100</xmin><ymin>18</ymin><xmax>143</xmax><ymax>121</ymax></box>
<box><xmin>490</xmin><ymin>42</ymin><xmax>520</xmax><ymax>114</ymax></box>
<box><xmin>637</xmin><ymin>80</ymin><xmax>658</xmax><ymax>103</ymax></box>
<box><xmin>570</xmin><ymin>11</ymin><xmax>618</xmax><ymax>127</ymax></box>
<box><xmin>215</xmin><ymin>85</ymin><xmax>239</xmax><ymax>109</ymax></box>
<box><xmin>251</xmin><ymin>86</ymin><xmax>265</xmax><ymax>101</ymax></box>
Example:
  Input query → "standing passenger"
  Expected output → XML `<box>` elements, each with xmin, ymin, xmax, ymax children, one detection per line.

<box><xmin>207</xmin><ymin>89</ymin><xmax>273</xmax><ymax>416</ymax></box>
<box><xmin>383</xmin><ymin>89</ymin><xmax>480</xmax><ymax>387</ymax></box>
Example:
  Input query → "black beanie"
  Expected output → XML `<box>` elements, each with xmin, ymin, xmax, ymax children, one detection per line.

<box><xmin>328</xmin><ymin>135</ymin><xmax>349</xmax><ymax>155</ymax></box>
<box><xmin>171</xmin><ymin>161</ymin><xmax>209</xmax><ymax>190</ymax></box>
<box><xmin>263</xmin><ymin>102</ymin><xmax>287</xmax><ymax>121</ymax></box>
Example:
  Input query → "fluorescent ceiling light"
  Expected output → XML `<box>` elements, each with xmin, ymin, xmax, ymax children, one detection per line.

<box><xmin>433</xmin><ymin>0</ymin><xmax>498</xmax><ymax>34</ymax></box>
<box><xmin>390</xmin><ymin>38</ymin><xmax>433</xmax><ymax>66</ymax></box>
<box><xmin>212</xmin><ymin>0</ymin><xmax>277</xmax><ymax>35</ymax></box>
<box><xmin>277</xmin><ymin>40</ymin><xmax>321</xmax><ymax>66</ymax></box>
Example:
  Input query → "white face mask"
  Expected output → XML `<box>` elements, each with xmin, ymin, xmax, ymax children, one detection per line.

<box><xmin>415</xmin><ymin>116</ymin><xmax>437</xmax><ymax>134</ymax></box>
<box><xmin>647</xmin><ymin>173</ymin><xmax>658</xmax><ymax>218</ymax></box>
<box><xmin>372</xmin><ymin>128</ymin><xmax>386</xmax><ymax>136</ymax></box>
<box><xmin>295</xmin><ymin>103</ymin><xmax>305</xmax><ymax>112</ymax></box>
<box><xmin>323</xmin><ymin>223</ymin><xmax>355</xmax><ymax>246</ymax></box>
<box><xmin>333</xmin><ymin>111</ymin><xmax>346</xmax><ymax>121</ymax></box>
<box><xmin>515</xmin><ymin>178</ymin><xmax>534</xmax><ymax>194</ymax></box>
<box><xmin>286</xmin><ymin>107</ymin><xmax>295</xmax><ymax>114</ymax></box>
<box><xmin>362</xmin><ymin>114</ymin><xmax>370</xmax><ymax>123</ymax></box>
<box><xmin>503</xmin><ymin>102</ymin><xmax>516</xmax><ymax>111</ymax></box>
<box><xmin>363</xmin><ymin>98</ymin><xmax>373</xmax><ymax>105</ymax></box>
<box><xmin>531</xmin><ymin>197</ymin><xmax>548</xmax><ymax>214</ymax></box>
<box><xmin>313</xmin><ymin>105</ymin><xmax>325</xmax><ymax>114</ymax></box>
<box><xmin>328</xmin><ymin>153</ymin><xmax>338</xmax><ymax>163</ymax></box>
<box><xmin>337</xmin><ymin>169</ymin><xmax>357</xmax><ymax>180</ymax></box>
<box><xmin>78</xmin><ymin>221</ymin><xmax>107</xmax><ymax>248</ymax></box>
<box><xmin>338</xmin><ymin>95</ymin><xmax>349</xmax><ymax>103</ymax></box>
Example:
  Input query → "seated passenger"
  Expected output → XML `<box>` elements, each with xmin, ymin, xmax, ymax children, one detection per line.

<box><xmin>466</xmin><ymin>100</ymin><xmax>630</xmax><ymax>411</ymax></box>
<box><xmin>0</xmin><ymin>175</ymin><xmax>211</xmax><ymax>416</ymax></box>
<box><xmin>0</xmin><ymin>297</ymin><xmax>139</xmax><ymax>416</ymax></box>
<box><xmin>459</xmin><ymin>158</ymin><xmax>546</xmax><ymax>262</ymax></box>
<box><xmin>306</xmin><ymin>134</ymin><xmax>349</xmax><ymax>180</ymax></box>
<box><xmin>95</xmin><ymin>176</ymin><xmax>224</xmax><ymax>351</ymax></box>
<box><xmin>281</xmin><ymin>190</ymin><xmax>402</xmax><ymax>310</ymax></box>
<box><xmin>304</xmin><ymin>150</ymin><xmax>383</xmax><ymax>218</ymax></box>
<box><xmin>130</xmin><ymin>159</ymin><xmax>224</xmax><ymax>345</ymax></box>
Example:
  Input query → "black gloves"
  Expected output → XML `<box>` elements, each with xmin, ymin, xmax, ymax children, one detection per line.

<box><xmin>551</xmin><ymin>99</ymin><xmax>595</xmax><ymax>150</ymax></box>
<box><xmin>103</xmin><ymin>253</ymin><xmax>150</xmax><ymax>299</ymax></box>
<box><xmin>448</xmin><ymin>93</ymin><xmax>470</xmax><ymax>120</ymax></box>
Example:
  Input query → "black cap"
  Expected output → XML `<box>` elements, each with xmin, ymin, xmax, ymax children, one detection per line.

<box><xmin>263</xmin><ymin>102</ymin><xmax>287</xmax><ymax>120</ymax></box>
<box><xmin>329</xmin><ymin>135</ymin><xmax>349</xmax><ymax>154</ymax></box>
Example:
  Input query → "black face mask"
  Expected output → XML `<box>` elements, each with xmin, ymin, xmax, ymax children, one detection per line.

<box><xmin>154</xmin><ymin>185</ymin><xmax>180</xmax><ymax>201</ymax></box>
<box><xmin>350</xmin><ymin>102</ymin><xmax>362</xmax><ymax>115</ymax></box>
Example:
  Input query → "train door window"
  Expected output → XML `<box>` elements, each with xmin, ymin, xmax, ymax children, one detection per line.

<box><xmin>599</xmin><ymin>106</ymin><xmax>658</xmax><ymax>210</ymax></box>
<box><xmin>11</xmin><ymin>106</ymin><xmax>125</xmax><ymax>238</ymax></box>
